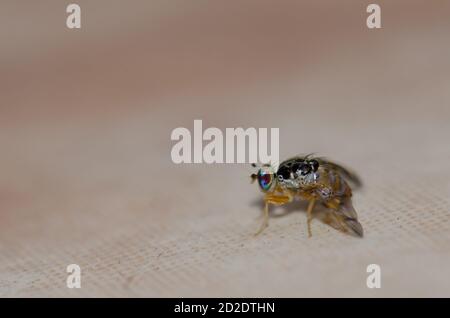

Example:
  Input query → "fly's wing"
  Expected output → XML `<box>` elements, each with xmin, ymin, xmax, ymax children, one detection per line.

<box><xmin>314</xmin><ymin>156</ymin><xmax>363</xmax><ymax>236</ymax></box>
<box><xmin>317</xmin><ymin>158</ymin><xmax>363</xmax><ymax>189</ymax></box>
<box><xmin>323</xmin><ymin>199</ymin><xmax>364</xmax><ymax>237</ymax></box>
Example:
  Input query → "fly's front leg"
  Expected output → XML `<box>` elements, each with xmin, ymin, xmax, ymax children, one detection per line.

<box><xmin>306</xmin><ymin>198</ymin><xmax>316</xmax><ymax>238</ymax></box>
<box><xmin>254</xmin><ymin>192</ymin><xmax>292</xmax><ymax>236</ymax></box>
<box><xmin>254</xmin><ymin>200</ymin><xmax>270</xmax><ymax>236</ymax></box>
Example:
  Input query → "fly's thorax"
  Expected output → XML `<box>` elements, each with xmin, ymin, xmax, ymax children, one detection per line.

<box><xmin>276</xmin><ymin>161</ymin><xmax>320</xmax><ymax>189</ymax></box>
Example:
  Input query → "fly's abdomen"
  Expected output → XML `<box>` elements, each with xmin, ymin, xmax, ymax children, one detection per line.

<box><xmin>316</xmin><ymin>168</ymin><xmax>352</xmax><ymax>201</ymax></box>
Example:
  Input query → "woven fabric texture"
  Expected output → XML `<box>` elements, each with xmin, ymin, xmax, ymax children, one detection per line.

<box><xmin>1</xmin><ymin>1</ymin><xmax>449</xmax><ymax>297</ymax></box>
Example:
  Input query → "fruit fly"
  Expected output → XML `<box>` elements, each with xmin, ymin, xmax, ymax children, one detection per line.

<box><xmin>251</xmin><ymin>155</ymin><xmax>364</xmax><ymax>237</ymax></box>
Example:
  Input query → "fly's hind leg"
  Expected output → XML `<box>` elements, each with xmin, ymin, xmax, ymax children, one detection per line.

<box><xmin>254</xmin><ymin>193</ymin><xmax>292</xmax><ymax>236</ymax></box>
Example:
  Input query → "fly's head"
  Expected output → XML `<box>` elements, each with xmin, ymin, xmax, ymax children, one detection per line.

<box><xmin>251</xmin><ymin>163</ymin><xmax>276</xmax><ymax>193</ymax></box>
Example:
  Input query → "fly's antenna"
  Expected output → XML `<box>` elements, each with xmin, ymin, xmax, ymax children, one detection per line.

<box><xmin>251</xmin><ymin>163</ymin><xmax>259</xmax><ymax>183</ymax></box>
<box><xmin>252</xmin><ymin>162</ymin><xmax>273</xmax><ymax>168</ymax></box>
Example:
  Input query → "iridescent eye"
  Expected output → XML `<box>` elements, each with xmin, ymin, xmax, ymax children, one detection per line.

<box><xmin>258</xmin><ymin>169</ymin><xmax>273</xmax><ymax>191</ymax></box>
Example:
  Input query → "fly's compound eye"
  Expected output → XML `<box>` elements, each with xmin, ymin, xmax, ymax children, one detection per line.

<box><xmin>258</xmin><ymin>169</ymin><xmax>274</xmax><ymax>191</ymax></box>
<box><xmin>310</xmin><ymin>159</ymin><xmax>319</xmax><ymax>172</ymax></box>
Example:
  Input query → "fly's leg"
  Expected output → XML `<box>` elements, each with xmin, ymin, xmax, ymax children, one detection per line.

<box><xmin>254</xmin><ymin>201</ymin><xmax>270</xmax><ymax>236</ymax></box>
<box><xmin>254</xmin><ymin>193</ymin><xmax>292</xmax><ymax>236</ymax></box>
<box><xmin>306</xmin><ymin>198</ymin><xmax>316</xmax><ymax>238</ymax></box>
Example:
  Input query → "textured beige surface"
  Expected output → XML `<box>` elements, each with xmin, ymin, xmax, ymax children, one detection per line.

<box><xmin>1</xmin><ymin>1</ymin><xmax>450</xmax><ymax>297</ymax></box>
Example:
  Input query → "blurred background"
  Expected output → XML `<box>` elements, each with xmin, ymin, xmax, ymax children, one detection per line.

<box><xmin>1</xmin><ymin>0</ymin><xmax>450</xmax><ymax>297</ymax></box>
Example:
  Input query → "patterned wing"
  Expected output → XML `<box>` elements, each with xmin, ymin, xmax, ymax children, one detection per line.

<box><xmin>323</xmin><ymin>197</ymin><xmax>364</xmax><ymax>237</ymax></box>
<box><xmin>316</xmin><ymin>167</ymin><xmax>364</xmax><ymax>237</ymax></box>
<box><xmin>317</xmin><ymin>157</ymin><xmax>362</xmax><ymax>189</ymax></box>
